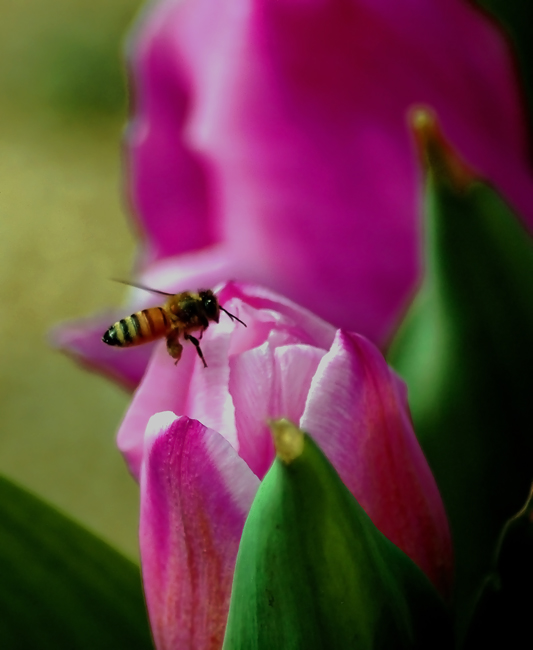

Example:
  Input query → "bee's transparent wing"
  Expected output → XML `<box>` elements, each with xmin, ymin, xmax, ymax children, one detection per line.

<box><xmin>112</xmin><ymin>279</ymin><xmax>174</xmax><ymax>297</ymax></box>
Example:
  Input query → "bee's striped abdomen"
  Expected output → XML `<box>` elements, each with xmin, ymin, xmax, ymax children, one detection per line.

<box><xmin>102</xmin><ymin>308</ymin><xmax>170</xmax><ymax>347</ymax></box>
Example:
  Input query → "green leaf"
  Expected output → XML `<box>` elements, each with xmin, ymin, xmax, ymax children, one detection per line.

<box><xmin>223</xmin><ymin>420</ymin><xmax>452</xmax><ymax>650</ymax></box>
<box><xmin>387</xmin><ymin>111</ymin><xmax>533</xmax><ymax>639</ymax></box>
<box><xmin>462</xmin><ymin>484</ymin><xmax>533</xmax><ymax>649</ymax></box>
<box><xmin>0</xmin><ymin>474</ymin><xmax>153</xmax><ymax>649</ymax></box>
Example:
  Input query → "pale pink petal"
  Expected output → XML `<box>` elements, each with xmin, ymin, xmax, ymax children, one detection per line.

<box><xmin>117</xmin><ymin>341</ymin><xmax>196</xmax><ymax>480</ymax></box>
<box><xmin>140</xmin><ymin>413</ymin><xmax>259</xmax><ymax>650</ymax></box>
<box><xmin>272</xmin><ymin>344</ymin><xmax>327</xmax><ymax>424</ymax></box>
<box><xmin>223</xmin><ymin>303</ymin><xmax>286</xmax><ymax>357</ymax></box>
<box><xmin>301</xmin><ymin>330</ymin><xmax>453</xmax><ymax>599</ymax></box>
<box><xmin>228</xmin><ymin>342</ymin><xmax>276</xmax><ymax>478</ymax></box>
<box><xmin>218</xmin><ymin>282</ymin><xmax>336</xmax><ymax>350</ymax></box>
<box><xmin>184</xmin><ymin>317</ymin><xmax>238</xmax><ymax>449</ymax></box>
<box><xmin>230</xmin><ymin>341</ymin><xmax>326</xmax><ymax>478</ymax></box>
<box><xmin>183</xmin><ymin>285</ymin><xmax>329</xmax><ymax>454</ymax></box>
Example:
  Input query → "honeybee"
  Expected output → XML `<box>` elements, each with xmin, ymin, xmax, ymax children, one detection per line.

<box><xmin>102</xmin><ymin>282</ymin><xmax>246</xmax><ymax>367</ymax></box>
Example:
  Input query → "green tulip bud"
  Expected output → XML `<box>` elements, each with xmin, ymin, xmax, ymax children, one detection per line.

<box><xmin>223</xmin><ymin>420</ymin><xmax>452</xmax><ymax>650</ymax></box>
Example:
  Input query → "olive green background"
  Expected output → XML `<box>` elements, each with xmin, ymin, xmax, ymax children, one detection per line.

<box><xmin>0</xmin><ymin>0</ymin><xmax>145</xmax><ymax>559</ymax></box>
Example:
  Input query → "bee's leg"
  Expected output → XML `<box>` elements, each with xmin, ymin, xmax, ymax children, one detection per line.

<box><xmin>166</xmin><ymin>330</ymin><xmax>183</xmax><ymax>365</ymax></box>
<box><xmin>198</xmin><ymin>326</ymin><xmax>207</xmax><ymax>341</ymax></box>
<box><xmin>198</xmin><ymin>315</ymin><xmax>209</xmax><ymax>340</ymax></box>
<box><xmin>185</xmin><ymin>334</ymin><xmax>208</xmax><ymax>368</ymax></box>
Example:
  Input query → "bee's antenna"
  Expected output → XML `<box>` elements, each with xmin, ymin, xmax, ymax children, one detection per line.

<box><xmin>112</xmin><ymin>279</ymin><xmax>174</xmax><ymax>296</ymax></box>
<box><xmin>220</xmin><ymin>306</ymin><xmax>247</xmax><ymax>327</ymax></box>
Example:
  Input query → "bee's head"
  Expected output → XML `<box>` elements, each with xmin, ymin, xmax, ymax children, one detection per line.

<box><xmin>199</xmin><ymin>290</ymin><xmax>220</xmax><ymax>322</ymax></box>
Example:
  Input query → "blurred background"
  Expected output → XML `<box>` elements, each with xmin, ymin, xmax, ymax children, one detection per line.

<box><xmin>0</xmin><ymin>0</ymin><xmax>144</xmax><ymax>559</ymax></box>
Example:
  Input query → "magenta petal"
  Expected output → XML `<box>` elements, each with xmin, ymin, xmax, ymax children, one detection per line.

<box><xmin>301</xmin><ymin>330</ymin><xmax>453</xmax><ymax>599</ymax></box>
<box><xmin>140</xmin><ymin>413</ymin><xmax>259</xmax><ymax>650</ymax></box>
<box><xmin>117</xmin><ymin>341</ymin><xmax>196</xmax><ymax>480</ymax></box>
<box><xmin>51</xmin><ymin>314</ymin><xmax>154</xmax><ymax>390</ymax></box>
<box><xmin>127</xmin><ymin>0</ymin><xmax>219</xmax><ymax>264</ymax></box>
<box><xmin>128</xmin><ymin>0</ymin><xmax>533</xmax><ymax>343</ymax></box>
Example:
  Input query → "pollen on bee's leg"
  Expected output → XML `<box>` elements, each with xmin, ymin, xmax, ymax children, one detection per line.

<box><xmin>166</xmin><ymin>331</ymin><xmax>183</xmax><ymax>362</ymax></box>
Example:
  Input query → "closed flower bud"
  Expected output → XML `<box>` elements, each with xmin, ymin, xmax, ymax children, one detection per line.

<box><xmin>223</xmin><ymin>421</ymin><xmax>453</xmax><ymax>650</ymax></box>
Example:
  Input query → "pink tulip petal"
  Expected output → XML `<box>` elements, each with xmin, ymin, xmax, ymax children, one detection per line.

<box><xmin>229</xmin><ymin>342</ymin><xmax>276</xmax><ymax>478</ymax></box>
<box><xmin>51</xmin><ymin>314</ymin><xmax>154</xmax><ymax>391</ymax></box>
<box><xmin>184</xmin><ymin>318</ymin><xmax>238</xmax><ymax>449</ymax></box>
<box><xmin>114</xmin><ymin>282</ymin><xmax>334</xmax><ymax>476</ymax></box>
<box><xmin>273</xmin><ymin>344</ymin><xmax>327</xmax><ymax>424</ymax></box>
<box><xmin>116</xmin><ymin>317</ymin><xmax>241</xmax><ymax>482</ymax></box>
<box><xmin>301</xmin><ymin>330</ymin><xmax>453</xmax><ymax>599</ymax></box>
<box><xmin>127</xmin><ymin>1</ymin><xmax>219</xmax><ymax>264</ymax></box>
<box><xmin>140</xmin><ymin>412</ymin><xmax>259</xmax><ymax>650</ymax></box>
<box><xmin>230</xmin><ymin>341</ymin><xmax>326</xmax><ymax>477</ymax></box>
<box><xmin>117</xmin><ymin>341</ymin><xmax>196</xmax><ymax>480</ymax></box>
<box><xmin>218</xmin><ymin>282</ymin><xmax>336</xmax><ymax>350</ymax></box>
<box><xmin>128</xmin><ymin>0</ymin><xmax>533</xmax><ymax>345</ymax></box>
<box><xmin>183</xmin><ymin>285</ymin><xmax>332</xmax><ymax>456</ymax></box>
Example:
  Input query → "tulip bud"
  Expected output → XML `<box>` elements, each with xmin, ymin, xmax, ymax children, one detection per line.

<box><xmin>388</xmin><ymin>108</ymin><xmax>533</xmax><ymax>635</ymax></box>
<box><xmin>223</xmin><ymin>420</ymin><xmax>452</xmax><ymax>650</ymax></box>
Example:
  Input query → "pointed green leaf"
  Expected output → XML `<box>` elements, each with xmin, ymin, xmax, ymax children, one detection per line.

<box><xmin>463</xmin><ymin>484</ymin><xmax>533</xmax><ymax>649</ymax></box>
<box><xmin>0</xmin><ymin>474</ymin><xmax>153</xmax><ymax>649</ymax></box>
<box><xmin>387</xmin><ymin>111</ymin><xmax>533</xmax><ymax>637</ymax></box>
<box><xmin>223</xmin><ymin>420</ymin><xmax>452</xmax><ymax>650</ymax></box>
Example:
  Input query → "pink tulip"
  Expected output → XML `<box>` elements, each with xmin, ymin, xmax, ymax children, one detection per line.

<box><xmin>53</xmin><ymin>0</ymin><xmax>533</xmax><ymax>390</ymax></box>
<box><xmin>131</xmin><ymin>282</ymin><xmax>453</xmax><ymax>649</ymax></box>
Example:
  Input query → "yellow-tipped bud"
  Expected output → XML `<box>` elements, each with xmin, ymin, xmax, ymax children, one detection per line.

<box><xmin>409</xmin><ymin>105</ymin><xmax>474</xmax><ymax>192</ymax></box>
<box><xmin>269</xmin><ymin>419</ymin><xmax>304</xmax><ymax>464</ymax></box>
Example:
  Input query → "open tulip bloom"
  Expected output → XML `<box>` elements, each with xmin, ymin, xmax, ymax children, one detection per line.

<box><xmin>7</xmin><ymin>0</ymin><xmax>530</xmax><ymax>647</ymax></box>
<box><xmin>127</xmin><ymin>282</ymin><xmax>453</xmax><ymax>649</ymax></box>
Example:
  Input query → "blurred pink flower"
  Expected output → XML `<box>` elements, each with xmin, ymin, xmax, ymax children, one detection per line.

<box><xmin>132</xmin><ymin>282</ymin><xmax>452</xmax><ymax>649</ymax></box>
<box><xmin>54</xmin><ymin>0</ymin><xmax>533</xmax><ymax>390</ymax></box>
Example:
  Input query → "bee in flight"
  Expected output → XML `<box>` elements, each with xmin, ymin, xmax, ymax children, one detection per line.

<box><xmin>102</xmin><ymin>282</ymin><xmax>246</xmax><ymax>368</ymax></box>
